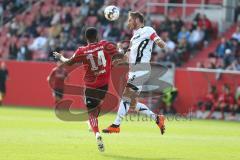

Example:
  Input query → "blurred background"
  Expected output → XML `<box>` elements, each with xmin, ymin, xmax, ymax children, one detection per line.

<box><xmin>0</xmin><ymin>0</ymin><xmax>240</xmax><ymax>121</ymax></box>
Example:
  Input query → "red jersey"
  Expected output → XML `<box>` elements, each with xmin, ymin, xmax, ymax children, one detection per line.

<box><xmin>72</xmin><ymin>40</ymin><xmax>116</xmax><ymax>88</ymax></box>
<box><xmin>204</xmin><ymin>92</ymin><xmax>218</xmax><ymax>103</ymax></box>
<box><xmin>218</xmin><ymin>92</ymin><xmax>235</xmax><ymax>105</ymax></box>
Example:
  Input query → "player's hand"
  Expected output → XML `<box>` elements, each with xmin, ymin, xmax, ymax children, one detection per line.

<box><xmin>53</xmin><ymin>51</ymin><xmax>62</xmax><ymax>60</ymax></box>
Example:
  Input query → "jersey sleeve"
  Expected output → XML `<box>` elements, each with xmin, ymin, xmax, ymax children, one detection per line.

<box><xmin>146</xmin><ymin>27</ymin><xmax>160</xmax><ymax>41</ymax></box>
<box><xmin>71</xmin><ymin>47</ymin><xmax>83</xmax><ymax>63</ymax></box>
<box><xmin>103</xmin><ymin>41</ymin><xmax>117</xmax><ymax>55</ymax></box>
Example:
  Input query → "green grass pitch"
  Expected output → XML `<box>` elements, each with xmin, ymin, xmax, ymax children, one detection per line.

<box><xmin>0</xmin><ymin>106</ymin><xmax>240</xmax><ymax>160</ymax></box>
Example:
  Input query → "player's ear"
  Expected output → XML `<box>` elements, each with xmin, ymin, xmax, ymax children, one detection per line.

<box><xmin>136</xmin><ymin>18</ymin><xmax>140</xmax><ymax>24</ymax></box>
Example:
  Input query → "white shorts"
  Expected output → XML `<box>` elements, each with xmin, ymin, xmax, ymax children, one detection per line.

<box><xmin>127</xmin><ymin>63</ymin><xmax>151</xmax><ymax>93</ymax></box>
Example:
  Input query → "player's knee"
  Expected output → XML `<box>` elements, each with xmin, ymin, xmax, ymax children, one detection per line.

<box><xmin>86</xmin><ymin>99</ymin><xmax>100</xmax><ymax>111</ymax></box>
<box><xmin>130</xmin><ymin>97</ymin><xmax>137</xmax><ymax>109</ymax></box>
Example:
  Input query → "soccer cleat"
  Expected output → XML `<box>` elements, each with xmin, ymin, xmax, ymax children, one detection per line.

<box><xmin>102</xmin><ymin>124</ymin><xmax>120</xmax><ymax>134</ymax></box>
<box><xmin>156</xmin><ymin>115</ymin><xmax>165</xmax><ymax>135</ymax></box>
<box><xmin>96</xmin><ymin>133</ymin><xmax>105</xmax><ymax>152</ymax></box>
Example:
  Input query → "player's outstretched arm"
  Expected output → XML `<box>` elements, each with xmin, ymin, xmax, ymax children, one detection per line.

<box><xmin>53</xmin><ymin>52</ymin><xmax>75</xmax><ymax>65</ymax></box>
<box><xmin>154</xmin><ymin>38</ymin><xmax>167</xmax><ymax>49</ymax></box>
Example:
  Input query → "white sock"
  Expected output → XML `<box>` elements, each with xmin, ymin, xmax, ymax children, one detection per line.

<box><xmin>135</xmin><ymin>102</ymin><xmax>156</xmax><ymax>121</ymax></box>
<box><xmin>113</xmin><ymin>98</ymin><xmax>130</xmax><ymax>126</ymax></box>
<box><xmin>95</xmin><ymin>132</ymin><xmax>100</xmax><ymax>138</ymax></box>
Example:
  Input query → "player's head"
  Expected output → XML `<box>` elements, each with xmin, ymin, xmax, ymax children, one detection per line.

<box><xmin>128</xmin><ymin>11</ymin><xmax>144</xmax><ymax>30</ymax></box>
<box><xmin>85</xmin><ymin>27</ymin><xmax>98</xmax><ymax>43</ymax></box>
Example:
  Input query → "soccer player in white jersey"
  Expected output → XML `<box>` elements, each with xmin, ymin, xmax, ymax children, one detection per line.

<box><xmin>102</xmin><ymin>11</ymin><xmax>167</xmax><ymax>134</ymax></box>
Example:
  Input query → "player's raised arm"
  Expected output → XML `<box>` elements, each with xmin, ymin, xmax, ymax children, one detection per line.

<box><xmin>154</xmin><ymin>38</ymin><xmax>167</xmax><ymax>49</ymax></box>
<box><xmin>53</xmin><ymin>51</ymin><xmax>76</xmax><ymax>66</ymax></box>
<box><xmin>150</xmin><ymin>32</ymin><xmax>167</xmax><ymax>49</ymax></box>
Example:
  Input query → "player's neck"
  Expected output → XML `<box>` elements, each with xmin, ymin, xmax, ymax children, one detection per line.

<box><xmin>136</xmin><ymin>24</ymin><xmax>144</xmax><ymax>30</ymax></box>
<box><xmin>87</xmin><ymin>41</ymin><xmax>98</xmax><ymax>44</ymax></box>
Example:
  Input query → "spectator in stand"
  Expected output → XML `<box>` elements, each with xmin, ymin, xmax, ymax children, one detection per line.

<box><xmin>25</xmin><ymin>20</ymin><xmax>38</xmax><ymax>37</ymax></box>
<box><xmin>49</xmin><ymin>21</ymin><xmax>62</xmax><ymax>39</ymax></box>
<box><xmin>105</xmin><ymin>23</ymin><xmax>121</xmax><ymax>42</ymax></box>
<box><xmin>232</xmin><ymin>26</ymin><xmax>240</xmax><ymax>42</ymax></box>
<box><xmin>223</xmin><ymin>49</ymin><xmax>235</xmax><ymax>69</ymax></box>
<box><xmin>207</xmin><ymin>52</ymin><xmax>219</xmax><ymax>69</ymax></box>
<box><xmin>234</xmin><ymin>1</ymin><xmax>240</xmax><ymax>23</ymax></box>
<box><xmin>0</xmin><ymin>62</ymin><xmax>8</xmax><ymax>106</ymax></box>
<box><xmin>61</xmin><ymin>7</ymin><xmax>73</xmax><ymax>24</ymax></box>
<box><xmin>88</xmin><ymin>0</ymin><xmax>98</xmax><ymax>16</ymax></box>
<box><xmin>229</xmin><ymin>38</ymin><xmax>240</xmax><ymax>56</ymax></box>
<box><xmin>161</xmin><ymin>32</ymin><xmax>177</xmax><ymax>64</ymax></box>
<box><xmin>9</xmin><ymin>19</ymin><xmax>20</xmax><ymax>36</ymax></box>
<box><xmin>192</xmin><ymin>13</ymin><xmax>201</xmax><ymax>31</ymax></box>
<box><xmin>198</xmin><ymin>14</ymin><xmax>212</xmax><ymax>41</ymax></box>
<box><xmin>17</xmin><ymin>39</ymin><xmax>31</xmax><ymax>61</ymax></box>
<box><xmin>173</xmin><ymin>15</ymin><xmax>184</xmax><ymax>32</ymax></box>
<box><xmin>9</xmin><ymin>38</ymin><xmax>18</xmax><ymax>60</ymax></box>
<box><xmin>0</xmin><ymin>0</ymin><xmax>33</xmax><ymax>24</ymax></box>
<box><xmin>163</xmin><ymin>32</ymin><xmax>176</xmax><ymax>54</ymax></box>
<box><xmin>215</xmin><ymin>37</ymin><xmax>230</xmax><ymax>58</ymax></box>
<box><xmin>168</xmin><ymin>23</ymin><xmax>178</xmax><ymax>43</ymax></box>
<box><xmin>159</xmin><ymin>16</ymin><xmax>172</xmax><ymax>33</ymax></box>
<box><xmin>207</xmin><ymin>84</ymin><xmax>235</xmax><ymax>120</ymax></box>
<box><xmin>194</xmin><ymin>85</ymin><xmax>218</xmax><ymax>119</ymax></box>
<box><xmin>189</xmin><ymin>26</ymin><xmax>204</xmax><ymax>48</ymax></box>
<box><xmin>29</xmin><ymin>28</ymin><xmax>48</xmax><ymax>51</ymax></box>
<box><xmin>227</xmin><ymin>58</ymin><xmax>240</xmax><ymax>71</ymax></box>
<box><xmin>50</xmin><ymin>7</ymin><xmax>61</xmax><ymax>27</ymax></box>
<box><xmin>177</xmin><ymin>26</ymin><xmax>190</xmax><ymax>43</ymax></box>
<box><xmin>176</xmin><ymin>37</ymin><xmax>190</xmax><ymax>65</ymax></box>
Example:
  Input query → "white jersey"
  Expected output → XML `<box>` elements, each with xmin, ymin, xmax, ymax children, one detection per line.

<box><xmin>129</xmin><ymin>26</ymin><xmax>159</xmax><ymax>64</ymax></box>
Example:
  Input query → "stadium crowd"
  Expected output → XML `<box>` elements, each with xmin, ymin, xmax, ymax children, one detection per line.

<box><xmin>2</xmin><ymin>0</ymin><xmax>216</xmax><ymax>67</ymax></box>
<box><xmin>0</xmin><ymin>0</ymin><xmax>37</xmax><ymax>24</ymax></box>
<box><xmin>151</xmin><ymin>13</ymin><xmax>215</xmax><ymax>66</ymax></box>
<box><xmin>196</xmin><ymin>26</ymin><xmax>240</xmax><ymax>71</ymax></box>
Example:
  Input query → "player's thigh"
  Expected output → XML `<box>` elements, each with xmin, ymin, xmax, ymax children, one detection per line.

<box><xmin>85</xmin><ymin>85</ymin><xmax>108</xmax><ymax>110</ymax></box>
<box><xmin>128</xmin><ymin>63</ymin><xmax>151</xmax><ymax>89</ymax></box>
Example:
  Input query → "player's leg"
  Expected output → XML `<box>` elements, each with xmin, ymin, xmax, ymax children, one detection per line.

<box><xmin>102</xmin><ymin>86</ymin><xmax>133</xmax><ymax>133</ymax></box>
<box><xmin>219</xmin><ymin>103</ymin><xmax>226</xmax><ymax>120</ymax></box>
<box><xmin>85</xmin><ymin>85</ymin><xmax>108</xmax><ymax>152</ymax></box>
<box><xmin>128</xmin><ymin>83</ymin><xmax>165</xmax><ymax>134</ymax></box>
<box><xmin>103</xmin><ymin>85</ymin><xmax>165</xmax><ymax>134</ymax></box>
<box><xmin>134</xmin><ymin>98</ymin><xmax>165</xmax><ymax>135</ymax></box>
<box><xmin>207</xmin><ymin>102</ymin><xmax>218</xmax><ymax>119</ymax></box>
<box><xmin>85</xmin><ymin>86</ymin><xmax>108</xmax><ymax>135</ymax></box>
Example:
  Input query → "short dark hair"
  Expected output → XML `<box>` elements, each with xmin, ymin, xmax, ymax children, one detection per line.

<box><xmin>85</xmin><ymin>27</ymin><xmax>98</xmax><ymax>43</ymax></box>
<box><xmin>129</xmin><ymin>11</ymin><xmax>144</xmax><ymax>23</ymax></box>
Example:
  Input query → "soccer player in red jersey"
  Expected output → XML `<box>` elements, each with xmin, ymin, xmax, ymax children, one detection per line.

<box><xmin>53</xmin><ymin>27</ymin><xmax>117</xmax><ymax>152</ymax></box>
<box><xmin>207</xmin><ymin>84</ymin><xmax>234</xmax><ymax>120</ymax></box>
<box><xmin>48</xmin><ymin>62</ymin><xmax>68</xmax><ymax>103</ymax></box>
